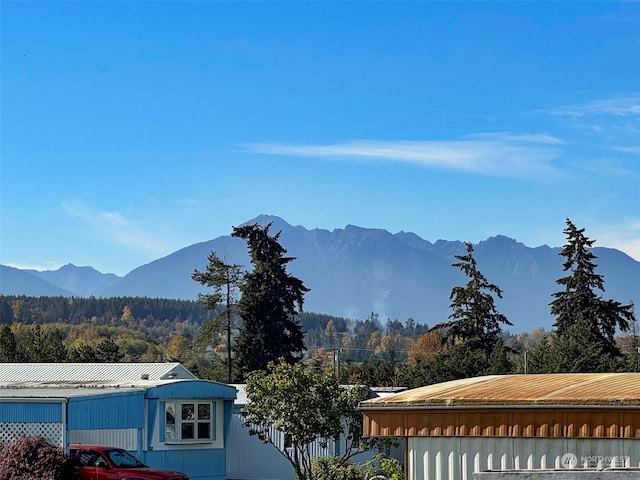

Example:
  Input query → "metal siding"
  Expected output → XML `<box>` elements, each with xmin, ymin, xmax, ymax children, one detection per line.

<box><xmin>69</xmin><ymin>428</ymin><xmax>138</xmax><ymax>450</ymax></box>
<box><xmin>409</xmin><ymin>436</ymin><xmax>640</xmax><ymax>480</ymax></box>
<box><xmin>364</xmin><ymin>408</ymin><xmax>640</xmax><ymax>439</ymax></box>
<box><xmin>226</xmin><ymin>412</ymin><xmax>293</xmax><ymax>480</ymax></box>
<box><xmin>144</xmin><ymin>447</ymin><xmax>227</xmax><ymax>480</ymax></box>
<box><xmin>68</xmin><ymin>392</ymin><xmax>144</xmax><ymax>429</ymax></box>
<box><xmin>0</xmin><ymin>401</ymin><xmax>63</xmax><ymax>422</ymax></box>
<box><xmin>147</xmin><ymin>397</ymin><xmax>157</xmax><ymax>448</ymax></box>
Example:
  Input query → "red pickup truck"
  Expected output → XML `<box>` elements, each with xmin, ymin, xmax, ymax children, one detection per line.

<box><xmin>69</xmin><ymin>444</ymin><xmax>189</xmax><ymax>480</ymax></box>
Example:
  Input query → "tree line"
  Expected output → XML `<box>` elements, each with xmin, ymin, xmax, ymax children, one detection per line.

<box><xmin>1</xmin><ymin>219</ymin><xmax>637</xmax><ymax>386</ymax></box>
<box><xmin>189</xmin><ymin>219</ymin><xmax>637</xmax><ymax>385</ymax></box>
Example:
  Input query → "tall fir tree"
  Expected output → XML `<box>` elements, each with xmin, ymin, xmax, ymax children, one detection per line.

<box><xmin>439</xmin><ymin>242</ymin><xmax>512</xmax><ymax>351</ymax></box>
<box><xmin>549</xmin><ymin>219</ymin><xmax>635</xmax><ymax>370</ymax></box>
<box><xmin>192</xmin><ymin>252</ymin><xmax>244</xmax><ymax>382</ymax></box>
<box><xmin>232</xmin><ymin>223</ymin><xmax>309</xmax><ymax>379</ymax></box>
<box><xmin>431</xmin><ymin>242</ymin><xmax>513</xmax><ymax>379</ymax></box>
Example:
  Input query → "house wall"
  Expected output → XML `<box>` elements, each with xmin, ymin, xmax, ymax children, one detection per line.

<box><xmin>409</xmin><ymin>437</ymin><xmax>640</xmax><ymax>480</ymax></box>
<box><xmin>226</xmin><ymin>408</ymin><xmax>402</xmax><ymax>480</ymax></box>
<box><xmin>474</xmin><ymin>470</ymin><xmax>640</xmax><ymax>480</ymax></box>
<box><xmin>142</xmin><ymin>381</ymin><xmax>236</xmax><ymax>480</ymax></box>
<box><xmin>0</xmin><ymin>379</ymin><xmax>236</xmax><ymax>480</ymax></box>
<box><xmin>0</xmin><ymin>399</ymin><xmax>66</xmax><ymax>447</ymax></box>
<box><xmin>67</xmin><ymin>391</ymin><xmax>144</xmax><ymax>453</ymax></box>
<box><xmin>363</xmin><ymin>409</ymin><xmax>640</xmax><ymax>438</ymax></box>
<box><xmin>68</xmin><ymin>392</ymin><xmax>144</xmax><ymax>430</ymax></box>
<box><xmin>226</xmin><ymin>411</ymin><xmax>294</xmax><ymax>480</ymax></box>
<box><xmin>363</xmin><ymin>407</ymin><xmax>640</xmax><ymax>480</ymax></box>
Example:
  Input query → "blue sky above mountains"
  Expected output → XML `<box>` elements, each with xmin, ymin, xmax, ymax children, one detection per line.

<box><xmin>2</xmin><ymin>1</ymin><xmax>639</xmax><ymax>276</ymax></box>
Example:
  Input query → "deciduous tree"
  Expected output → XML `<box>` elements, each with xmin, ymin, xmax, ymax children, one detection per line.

<box><xmin>242</xmin><ymin>361</ymin><xmax>371</xmax><ymax>480</ymax></box>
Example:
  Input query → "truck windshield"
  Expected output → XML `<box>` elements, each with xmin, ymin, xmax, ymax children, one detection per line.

<box><xmin>106</xmin><ymin>449</ymin><xmax>146</xmax><ymax>468</ymax></box>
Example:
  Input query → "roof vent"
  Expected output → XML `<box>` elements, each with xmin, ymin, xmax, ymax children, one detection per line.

<box><xmin>168</xmin><ymin>372</ymin><xmax>178</xmax><ymax>379</ymax></box>
<box><xmin>141</xmin><ymin>373</ymin><xmax>149</xmax><ymax>380</ymax></box>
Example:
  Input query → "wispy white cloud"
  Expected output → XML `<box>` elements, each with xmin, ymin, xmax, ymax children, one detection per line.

<box><xmin>62</xmin><ymin>199</ymin><xmax>173</xmax><ymax>256</ymax></box>
<box><xmin>243</xmin><ymin>133</ymin><xmax>563</xmax><ymax>178</ymax></box>
<box><xmin>549</xmin><ymin>95</ymin><xmax>640</xmax><ymax>118</ymax></box>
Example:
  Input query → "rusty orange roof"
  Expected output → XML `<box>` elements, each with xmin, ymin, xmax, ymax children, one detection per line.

<box><xmin>360</xmin><ymin>373</ymin><xmax>640</xmax><ymax>408</ymax></box>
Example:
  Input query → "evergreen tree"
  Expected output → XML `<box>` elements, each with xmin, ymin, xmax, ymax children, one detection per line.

<box><xmin>192</xmin><ymin>252</ymin><xmax>244</xmax><ymax>382</ymax></box>
<box><xmin>19</xmin><ymin>325</ymin><xmax>68</xmax><ymax>362</ymax></box>
<box><xmin>68</xmin><ymin>343</ymin><xmax>98</xmax><ymax>362</ymax></box>
<box><xmin>549</xmin><ymin>316</ymin><xmax>619</xmax><ymax>372</ymax></box>
<box><xmin>0</xmin><ymin>300</ymin><xmax>14</xmax><ymax>324</ymax></box>
<box><xmin>0</xmin><ymin>325</ymin><xmax>21</xmax><ymax>361</ymax></box>
<box><xmin>549</xmin><ymin>219</ymin><xmax>635</xmax><ymax>370</ymax></box>
<box><xmin>436</xmin><ymin>242</ymin><xmax>513</xmax><ymax>353</ymax></box>
<box><xmin>95</xmin><ymin>337</ymin><xmax>124</xmax><ymax>362</ymax></box>
<box><xmin>232</xmin><ymin>222</ymin><xmax>309</xmax><ymax>378</ymax></box>
<box><xmin>487</xmin><ymin>338</ymin><xmax>512</xmax><ymax>374</ymax></box>
<box><xmin>429</xmin><ymin>242</ymin><xmax>512</xmax><ymax>379</ymax></box>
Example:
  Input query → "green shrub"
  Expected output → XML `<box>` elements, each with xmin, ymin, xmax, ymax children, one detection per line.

<box><xmin>311</xmin><ymin>455</ymin><xmax>364</xmax><ymax>480</ymax></box>
<box><xmin>363</xmin><ymin>453</ymin><xmax>404</xmax><ymax>480</ymax></box>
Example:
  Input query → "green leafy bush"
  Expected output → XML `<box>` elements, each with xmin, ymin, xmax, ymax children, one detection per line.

<box><xmin>311</xmin><ymin>455</ymin><xmax>364</xmax><ymax>480</ymax></box>
<box><xmin>363</xmin><ymin>453</ymin><xmax>404</xmax><ymax>480</ymax></box>
<box><xmin>0</xmin><ymin>436</ymin><xmax>76</xmax><ymax>480</ymax></box>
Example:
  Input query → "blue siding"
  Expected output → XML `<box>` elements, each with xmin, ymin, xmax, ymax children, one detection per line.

<box><xmin>68</xmin><ymin>391</ymin><xmax>144</xmax><ymax>429</ymax></box>
<box><xmin>144</xmin><ymin>448</ymin><xmax>227</xmax><ymax>480</ymax></box>
<box><xmin>0</xmin><ymin>401</ymin><xmax>63</xmax><ymax>422</ymax></box>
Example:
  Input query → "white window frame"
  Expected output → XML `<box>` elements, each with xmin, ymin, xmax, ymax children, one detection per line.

<box><xmin>164</xmin><ymin>400</ymin><xmax>214</xmax><ymax>444</ymax></box>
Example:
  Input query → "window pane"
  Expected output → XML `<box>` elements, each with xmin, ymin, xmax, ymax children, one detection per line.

<box><xmin>197</xmin><ymin>421</ymin><xmax>211</xmax><ymax>439</ymax></box>
<box><xmin>165</xmin><ymin>404</ymin><xmax>176</xmax><ymax>440</ymax></box>
<box><xmin>182</xmin><ymin>403</ymin><xmax>195</xmax><ymax>420</ymax></box>
<box><xmin>182</xmin><ymin>422</ymin><xmax>194</xmax><ymax>439</ymax></box>
<box><xmin>198</xmin><ymin>403</ymin><xmax>210</xmax><ymax>420</ymax></box>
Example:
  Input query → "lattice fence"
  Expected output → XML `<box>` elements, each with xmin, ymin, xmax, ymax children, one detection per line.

<box><xmin>0</xmin><ymin>422</ymin><xmax>64</xmax><ymax>447</ymax></box>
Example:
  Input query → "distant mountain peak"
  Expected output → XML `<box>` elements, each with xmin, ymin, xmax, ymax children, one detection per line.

<box><xmin>241</xmin><ymin>214</ymin><xmax>289</xmax><ymax>227</ymax></box>
<box><xmin>2</xmin><ymin>216</ymin><xmax>638</xmax><ymax>333</ymax></box>
<box><xmin>480</xmin><ymin>235</ymin><xmax>520</xmax><ymax>247</ymax></box>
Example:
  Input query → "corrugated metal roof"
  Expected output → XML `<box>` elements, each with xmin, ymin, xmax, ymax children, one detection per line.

<box><xmin>360</xmin><ymin>373</ymin><xmax>640</xmax><ymax>408</ymax></box>
<box><xmin>0</xmin><ymin>386</ymin><xmax>145</xmax><ymax>399</ymax></box>
<box><xmin>0</xmin><ymin>363</ymin><xmax>196</xmax><ymax>383</ymax></box>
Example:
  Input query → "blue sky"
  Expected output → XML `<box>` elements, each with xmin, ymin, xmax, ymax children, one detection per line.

<box><xmin>2</xmin><ymin>1</ymin><xmax>639</xmax><ymax>276</ymax></box>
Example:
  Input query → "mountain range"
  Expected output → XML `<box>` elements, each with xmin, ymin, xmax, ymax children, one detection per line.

<box><xmin>2</xmin><ymin>214</ymin><xmax>639</xmax><ymax>333</ymax></box>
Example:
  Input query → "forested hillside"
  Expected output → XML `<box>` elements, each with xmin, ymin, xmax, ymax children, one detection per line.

<box><xmin>2</xmin><ymin>288</ymin><xmax>638</xmax><ymax>388</ymax></box>
<box><xmin>0</xmin><ymin>295</ymin><xmax>431</xmax><ymax>368</ymax></box>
